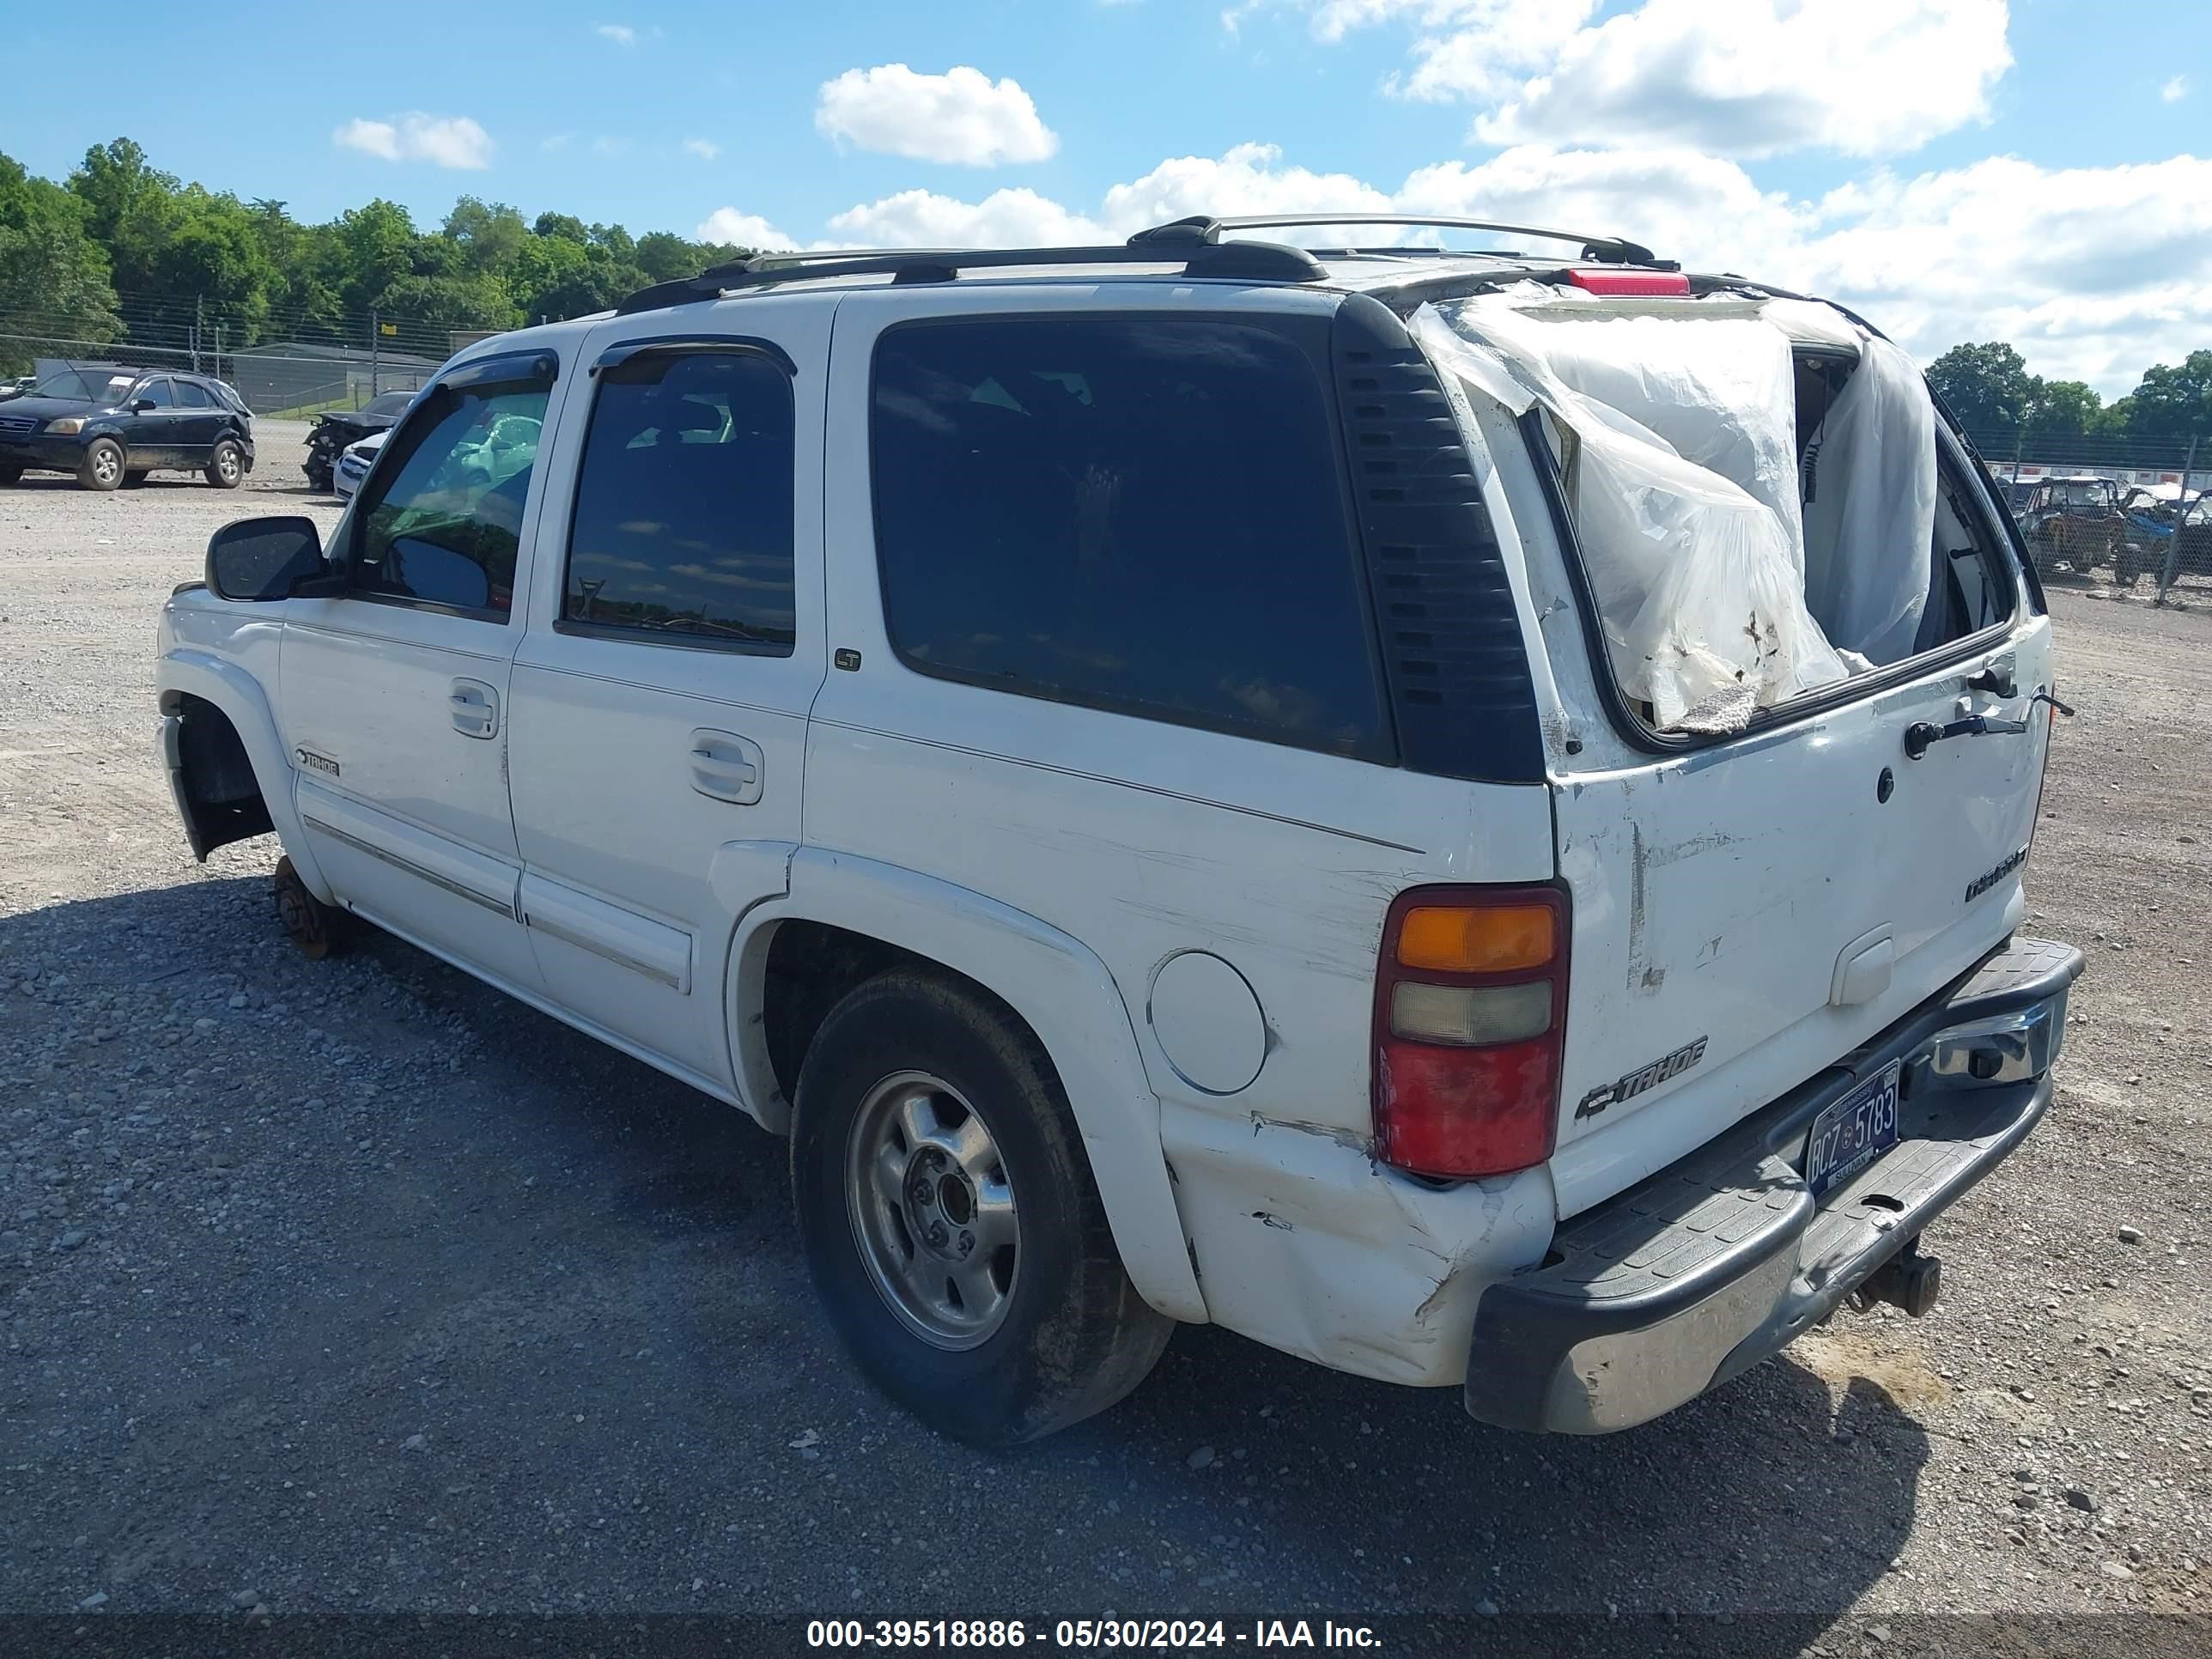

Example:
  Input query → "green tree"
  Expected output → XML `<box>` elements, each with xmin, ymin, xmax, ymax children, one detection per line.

<box><xmin>633</xmin><ymin>230</ymin><xmax>704</xmax><ymax>283</ymax></box>
<box><xmin>0</xmin><ymin>151</ymin><xmax>122</xmax><ymax>371</ymax></box>
<box><xmin>2124</xmin><ymin>351</ymin><xmax>2212</xmax><ymax>444</ymax></box>
<box><xmin>1925</xmin><ymin>341</ymin><xmax>2035</xmax><ymax>434</ymax></box>
<box><xmin>14</xmin><ymin>139</ymin><xmax>773</xmax><ymax>367</ymax></box>
<box><xmin>144</xmin><ymin>188</ymin><xmax>280</xmax><ymax>333</ymax></box>
<box><xmin>532</xmin><ymin>210</ymin><xmax>588</xmax><ymax>245</ymax></box>
<box><xmin>587</xmin><ymin>222</ymin><xmax>635</xmax><ymax>260</ymax></box>
<box><xmin>375</xmin><ymin>271</ymin><xmax>520</xmax><ymax>338</ymax></box>
<box><xmin>443</xmin><ymin>198</ymin><xmax>530</xmax><ymax>274</ymax></box>
<box><xmin>67</xmin><ymin>137</ymin><xmax>178</xmax><ymax>249</ymax></box>
<box><xmin>331</xmin><ymin>198</ymin><xmax>418</xmax><ymax>315</ymax></box>
<box><xmin>2023</xmin><ymin>379</ymin><xmax>2102</xmax><ymax>443</ymax></box>
<box><xmin>525</xmin><ymin>243</ymin><xmax>647</xmax><ymax>320</ymax></box>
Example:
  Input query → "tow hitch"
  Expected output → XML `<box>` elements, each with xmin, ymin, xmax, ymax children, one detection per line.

<box><xmin>1856</xmin><ymin>1237</ymin><xmax>1942</xmax><ymax>1318</ymax></box>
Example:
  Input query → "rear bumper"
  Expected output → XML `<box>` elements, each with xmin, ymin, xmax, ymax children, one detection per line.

<box><xmin>1464</xmin><ymin>936</ymin><xmax>2081</xmax><ymax>1433</ymax></box>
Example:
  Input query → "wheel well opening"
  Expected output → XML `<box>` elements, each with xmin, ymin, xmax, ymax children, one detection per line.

<box><xmin>172</xmin><ymin>693</ymin><xmax>273</xmax><ymax>857</ymax></box>
<box><xmin>760</xmin><ymin>921</ymin><xmax>1046</xmax><ymax>1117</ymax></box>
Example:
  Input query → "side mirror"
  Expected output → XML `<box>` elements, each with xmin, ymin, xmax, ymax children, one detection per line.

<box><xmin>130</xmin><ymin>398</ymin><xmax>157</xmax><ymax>413</ymax></box>
<box><xmin>205</xmin><ymin>516</ymin><xmax>325</xmax><ymax>602</ymax></box>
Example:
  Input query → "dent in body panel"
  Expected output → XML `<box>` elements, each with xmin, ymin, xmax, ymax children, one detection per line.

<box><xmin>1166</xmin><ymin>1101</ymin><xmax>1557</xmax><ymax>1385</ymax></box>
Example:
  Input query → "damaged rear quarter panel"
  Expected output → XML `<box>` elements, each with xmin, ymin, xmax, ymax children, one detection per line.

<box><xmin>1161</xmin><ymin>1098</ymin><xmax>1557</xmax><ymax>1385</ymax></box>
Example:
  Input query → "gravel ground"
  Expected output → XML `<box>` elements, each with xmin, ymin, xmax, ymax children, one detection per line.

<box><xmin>0</xmin><ymin>422</ymin><xmax>2205</xmax><ymax>1645</ymax></box>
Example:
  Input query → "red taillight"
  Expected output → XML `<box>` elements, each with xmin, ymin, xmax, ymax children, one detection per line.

<box><xmin>1566</xmin><ymin>268</ymin><xmax>1690</xmax><ymax>297</ymax></box>
<box><xmin>1372</xmin><ymin>885</ymin><xmax>1569</xmax><ymax>1179</ymax></box>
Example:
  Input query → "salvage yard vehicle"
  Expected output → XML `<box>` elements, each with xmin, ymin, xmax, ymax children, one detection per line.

<box><xmin>2019</xmin><ymin>473</ymin><xmax>2135</xmax><ymax>583</ymax></box>
<box><xmin>304</xmin><ymin>389</ymin><xmax>416</xmax><ymax>493</ymax></box>
<box><xmin>155</xmin><ymin>216</ymin><xmax>2081</xmax><ymax>1446</ymax></box>
<box><xmin>332</xmin><ymin>428</ymin><xmax>386</xmax><ymax>501</ymax></box>
<box><xmin>0</xmin><ymin>366</ymin><xmax>253</xmax><ymax>490</ymax></box>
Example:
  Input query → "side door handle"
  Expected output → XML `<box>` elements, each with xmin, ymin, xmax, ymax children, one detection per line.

<box><xmin>449</xmin><ymin>678</ymin><xmax>499</xmax><ymax>739</ymax></box>
<box><xmin>689</xmin><ymin>728</ymin><xmax>764</xmax><ymax>805</ymax></box>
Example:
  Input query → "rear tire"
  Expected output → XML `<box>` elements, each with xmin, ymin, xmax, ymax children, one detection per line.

<box><xmin>79</xmin><ymin>438</ymin><xmax>124</xmax><ymax>492</ymax></box>
<box><xmin>206</xmin><ymin>439</ymin><xmax>244</xmax><ymax>490</ymax></box>
<box><xmin>273</xmin><ymin>856</ymin><xmax>346</xmax><ymax>959</ymax></box>
<box><xmin>791</xmin><ymin>969</ymin><xmax>1172</xmax><ymax>1447</ymax></box>
<box><xmin>0</xmin><ymin>465</ymin><xmax>21</xmax><ymax>487</ymax></box>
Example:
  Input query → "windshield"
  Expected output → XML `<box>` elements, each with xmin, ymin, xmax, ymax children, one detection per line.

<box><xmin>2049</xmin><ymin>480</ymin><xmax>2115</xmax><ymax>507</ymax></box>
<box><xmin>32</xmin><ymin>369</ymin><xmax>136</xmax><ymax>405</ymax></box>
<box><xmin>363</xmin><ymin>392</ymin><xmax>416</xmax><ymax>419</ymax></box>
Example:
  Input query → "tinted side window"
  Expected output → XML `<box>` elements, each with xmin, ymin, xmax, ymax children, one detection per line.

<box><xmin>353</xmin><ymin>381</ymin><xmax>550</xmax><ymax>619</ymax></box>
<box><xmin>870</xmin><ymin>317</ymin><xmax>1389</xmax><ymax>759</ymax></box>
<box><xmin>174</xmin><ymin>380</ymin><xmax>212</xmax><ymax>409</ymax></box>
<box><xmin>137</xmin><ymin>378</ymin><xmax>175</xmax><ymax>408</ymax></box>
<box><xmin>562</xmin><ymin>349</ymin><xmax>795</xmax><ymax>653</ymax></box>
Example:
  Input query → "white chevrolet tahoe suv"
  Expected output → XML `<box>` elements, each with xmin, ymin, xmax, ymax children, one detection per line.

<box><xmin>156</xmin><ymin>216</ymin><xmax>2081</xmax><ymax>1447</ymax></box>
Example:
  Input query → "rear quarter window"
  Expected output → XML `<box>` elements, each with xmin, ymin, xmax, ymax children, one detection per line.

<box><xmin>869</xmin><ymin>315</ymin><xmax>1392</xmax><ymax>762</ymax></box>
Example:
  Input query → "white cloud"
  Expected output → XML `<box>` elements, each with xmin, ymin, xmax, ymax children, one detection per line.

<box><xmin>810</xmin><ymin>140</ymin><xmax>2212</xmax><ymax>395</ymax></box>
<box><xmin>1397</xmin><ymin>143</ymin><xmax>1800</xmax><ymax>254</ymax></box>
<box><xmin>1312</xmin><ymin>0</ymin><xmax>1597</xmax><ymax>98</ymax></box>
<box><xmin>1275</xmin><ymin>0</ymin><xmax>2014</xmax><ymax>159</ymax></box>
<box><xmin>683</xmin><ymin>138</ymin><xmax>720</xmax><ymax>161</ymax></box>
<box><xmin>814</xmin><ymin>64</ymin><xmax>1059</xmax><ymax>166</ymax></box>
<box><xmin>695</xmin><ymin>208</ymin><xmax>800</xmax><ymax>252</ymax></box>
<box><xmin>1099</xmin><ymin>143</ymin><xmax>1396</xmax><ymax>231</ymax></box>
<box><xmin>331</xmin><ymin>113</ymin><xmax>494</xmax><ymax>169</ymax></box>
<box><xmin>827</xmin><ymin>187</ymin><xmax>1103</xmax><ymax>247</ymax></box>
<box><xmin>2163</xmin><ymin>75</ymin><xmax>2190</xmax><ymax>103</ymax></box>
<box><xmin>595</xmin><ymin>23</ymin><xmax>635</xmax><ymax>45</ymax></box>
<box><xmin>540</xmin><ymin>133</ymin><xmax>572</xmax><ymax>153</ymax></box>
<box><xmin>1791</xmin><ymin>155</ymin><xmax>2212</xmax><ymax>392</ymax></box>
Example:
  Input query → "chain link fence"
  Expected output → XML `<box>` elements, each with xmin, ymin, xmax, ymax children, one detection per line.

<box><xmin>1966</xmin><ymin>429</ymin><xmax>2210</xmax><ymax>604</ymax></box>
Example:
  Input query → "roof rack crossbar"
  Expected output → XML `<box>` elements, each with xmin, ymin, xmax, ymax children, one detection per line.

<box><xmin>1128</xmin><ymin>213</ymin><xmax>1659</xmax><ymax>267</ymax></box>
<box><xmin>615</xmin><ymin>239</ymin><xmax>1328</xmax><ymax>315</ymax></box>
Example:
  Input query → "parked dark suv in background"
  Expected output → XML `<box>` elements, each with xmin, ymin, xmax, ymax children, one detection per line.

<box><xmin>0</xmin><ymin>367</ymin><xmax>254</xmax><ymax>491</ymax></box>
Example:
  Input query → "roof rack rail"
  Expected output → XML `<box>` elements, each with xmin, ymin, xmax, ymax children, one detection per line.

<box><xmin>1128</xmin><ymin>213</ymin><xmax>1660</xmax><ymax>267</ymax></box>
<box><xmin>744</xmin><ymin>247</ymin><xmax>969</xmax><ymax>269</ymax></box>
<box><xmin>615</xmin><ymin>239</ymin><xmax>1328</xmax><ymax>316</ymax></box>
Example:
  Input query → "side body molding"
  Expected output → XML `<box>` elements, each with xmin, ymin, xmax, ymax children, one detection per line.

<box><xmin>731</xmin><ymin>848</ymin><xmax>1209</xmax><ymax>1324</ymax></box>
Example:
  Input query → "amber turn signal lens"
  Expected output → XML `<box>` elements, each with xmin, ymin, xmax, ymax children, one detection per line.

<box><xmin>1396</xmin><ymin>903</ymin><xmax>1556</xmax><ymax>974</ymax></box>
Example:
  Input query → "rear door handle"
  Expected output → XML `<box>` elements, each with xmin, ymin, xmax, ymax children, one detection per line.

<box><xmin>1903</xmin><ymin>714</ymin><xmax>2028</xmax><ymax>759</ymax></box>
<box><xmin>689</xmin><ymin>728</ymin><xmax>764</xmax><ymax>805</ymax></box>
<box><xmin>449</xmin><ymin>678</ymin><xmax>499</xmax><ymax>739</ymax></box>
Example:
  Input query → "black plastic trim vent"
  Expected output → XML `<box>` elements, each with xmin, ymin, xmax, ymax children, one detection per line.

<box><xmin>1330</xmin><ymin>293</ymin><xmax>1544</xmax><ymax>783</ymax></box>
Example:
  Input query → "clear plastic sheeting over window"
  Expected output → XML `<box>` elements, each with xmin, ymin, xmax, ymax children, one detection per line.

<box><xmin>1764</xmin><ymin>300</ymin><xmax>1937</xmax><ymax>667</ymax></box>
<box><xmin>1413</xmin><ymin>289</ymin><xmax>1940</xmax><ymax>733</ymax></box>
<box><xmin>1413</xmin><ymin>302</ymin><xmax>1844</xmax><ymax>732</ymax></box>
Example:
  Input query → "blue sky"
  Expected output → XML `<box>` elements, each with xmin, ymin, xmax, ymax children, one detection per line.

<box><xmin>3</xmin><ymin>1</ymin><xmax>2207</xmax><ymax>391</ymax></box>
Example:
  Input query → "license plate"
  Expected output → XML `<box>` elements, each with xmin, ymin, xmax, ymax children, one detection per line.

<box><xmin>1805</xmin><ymin>1060</ymin><xmax>1902</xmax><ymax>1200</ymax></box>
